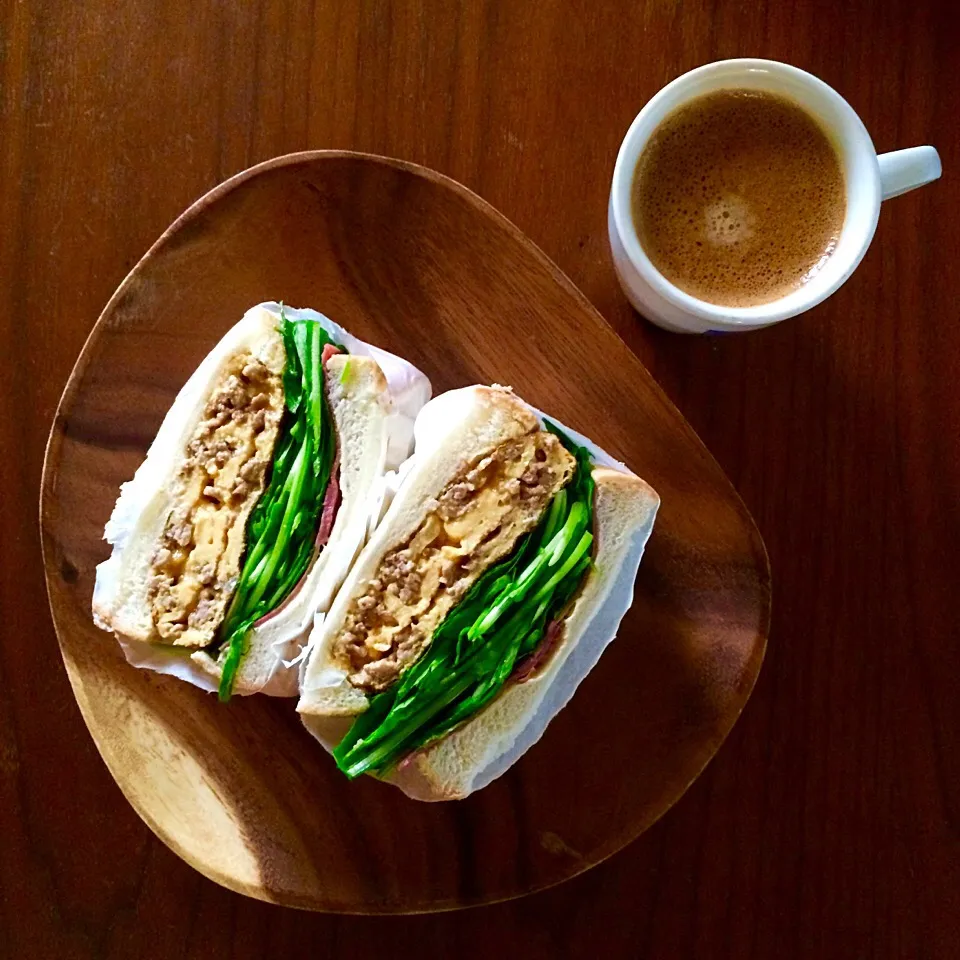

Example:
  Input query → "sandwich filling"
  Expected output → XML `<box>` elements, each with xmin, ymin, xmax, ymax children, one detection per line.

<box><xmin>149</xmin><ymin>353</ymin><xmax>285</xmax><ymax>648</ymax></box>
<box><xmin>147</xmin><ymin>310</ymin><xmax>344</xmax><ymax>699</ymax></box>
<box><xmin>336</xmin><ymin>431</ymin><xmax>576</xmax><ymax>691</ymax></box>
<box><xmin>333</xmin><ymin>424</ymin><xmax>595</xmax><ymax>778</ymax></box>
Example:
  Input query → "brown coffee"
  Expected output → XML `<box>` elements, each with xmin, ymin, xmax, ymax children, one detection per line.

<box><xmin>631</xmin><ymin>89</ymin><xmax>845</xmax><ymax>308</ymax></box>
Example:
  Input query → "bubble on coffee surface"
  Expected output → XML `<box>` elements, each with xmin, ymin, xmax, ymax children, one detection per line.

<box><xmin>631</xmin><ymin>89</ymin><xmax>846</xmax><ymax>308</ymax></box>
<box><xmin>704</xmin><ymin>196</ymin><xmax>754</xmax><ymax>246</ymax></box>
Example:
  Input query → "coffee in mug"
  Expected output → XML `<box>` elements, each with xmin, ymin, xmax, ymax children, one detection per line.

<box><xmin>631</xmin><ymin>89</ymin><xmax>846</xmax><ymax>308</ymax></box>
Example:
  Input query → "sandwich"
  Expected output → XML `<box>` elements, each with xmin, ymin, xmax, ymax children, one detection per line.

<box><xmin>92</xmin><ymin>302</ymin><xmax>431</xmax><ymax>699</ymax></box>
<box><xmin>297</xmin><ymin>385</ymin><xmax>659</xmax><ymax>799</ymax></box>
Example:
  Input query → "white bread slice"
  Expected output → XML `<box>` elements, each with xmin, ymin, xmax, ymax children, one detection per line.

<box><xmin>92</xmin><ymin>304</ymin><xmax>427</xmax><ymax>697</ymax></box>
<box><xmin>297</xmin><ymin>388</ymin><xmax>659</xmax><ymax>800</ymax></box>
<box><xmin>297</xmin><ymin>385</ymin><xmax>542</xmax><ymax>715</ymax></box>
<box><xmin>92</xmin><ymin>306</ymin><xmax>284</xmax><ymax>646</ymax></box>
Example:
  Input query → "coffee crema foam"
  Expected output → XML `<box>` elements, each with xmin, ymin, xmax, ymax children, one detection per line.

<box><xmin>631</xmin><ymin>89</ymin><xmax>846</xmax><ymax>308</ymax></box>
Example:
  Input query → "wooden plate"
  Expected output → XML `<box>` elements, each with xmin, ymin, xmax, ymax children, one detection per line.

<box><xmin>40</xmin><ymin>152</ymin><xmax>770</xmax><ymax>912</ymax></box>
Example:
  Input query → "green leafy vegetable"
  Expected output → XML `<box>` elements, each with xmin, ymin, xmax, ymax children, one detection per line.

<box><xmin>333</xmin><ymin>424</ymin><xmax>595</xmax><ymax>778</ymax></box>
<box><xmin>216</xmin><ymin>308</ymin><xmax>341</xmax><ymax>701</ymax></box>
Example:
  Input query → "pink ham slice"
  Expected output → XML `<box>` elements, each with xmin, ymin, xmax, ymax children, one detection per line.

<box><xmin>253</xmin><ymin>346</ymin><xmax>343</xmax><ymax>628</ymax></box>
<box><xmin>314</xmin><ymin>452</ymin><xmax>341</xmax><ymax>548</ymax></box>
<box><xmin>512</xmin><ymin>618</ymin><xmax>564</xmax><ymax>683</ymax></box>
<box><xmin>252</xmin><ymin>454</ymin><xmax>341</xmax><ymax>628</ymax></box>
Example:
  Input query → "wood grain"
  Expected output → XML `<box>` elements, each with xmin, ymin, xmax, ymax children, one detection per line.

<box><xmin>2</xmin><ymin>0</ymin><xmax>958</xmax><ymax>956</ymax></box>
<box><xmin>40</xmin><ymin>151</ymin><xmax>768</xmax><ymax>910</ymax></box>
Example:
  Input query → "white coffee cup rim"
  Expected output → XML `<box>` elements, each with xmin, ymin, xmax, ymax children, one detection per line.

<box><xmin>610</xmin><ymin>58</ymin><xmax>882</xmax><ymax>329</ymax></box>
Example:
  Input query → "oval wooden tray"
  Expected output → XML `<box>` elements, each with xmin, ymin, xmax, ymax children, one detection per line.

<box><xmin>40</xmin><ymin>152</ymin><xmax>770</xmax><ymax>913</ymax></box>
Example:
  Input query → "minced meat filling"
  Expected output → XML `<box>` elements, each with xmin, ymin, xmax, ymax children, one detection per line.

<box><xmin>147</xmin><ymin>352</ymin><xmax>284</xmax><ymax>648</ymax></box>
<box><xmin>336</xmin><ymin>430</ymin><xmax>576</xmax><ymax>692</ymax></box>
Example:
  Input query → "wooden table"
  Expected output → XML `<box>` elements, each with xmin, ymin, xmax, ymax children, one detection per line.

<box><xmin>2</xmin><ymin>1</ymin><xmax>957</xmax><ymax>956</ymax></box>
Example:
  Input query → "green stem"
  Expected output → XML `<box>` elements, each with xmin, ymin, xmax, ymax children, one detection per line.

<box><xmin>532</xmin><ymin>530</ymin><xmax>594</xmax><ymax>606</ymax></box>
<box><xmin>341</xmin><ymin>672</ymin><xmax>476</xmax><ymax>778</ymax></box>
<box><xmin>247</xmin><ymin>443</ymin><xmax>308</xmax><ymax>611</ymax></box>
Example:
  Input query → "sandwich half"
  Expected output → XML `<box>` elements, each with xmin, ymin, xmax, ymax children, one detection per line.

<box><xmin>93</xmin><ymin>302</ymin><xmax>430</xmax><ymax>698</ymax></box>
<box><xmin>297</xmin><ymin>385</ymin><xmax>659</xmax><ymax>798</ymax></box>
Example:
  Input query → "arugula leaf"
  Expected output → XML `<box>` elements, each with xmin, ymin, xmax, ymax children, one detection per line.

<box><xmin>214</xmin><ymin>308</ymin><xmax>342</xmax><ymax>701</ymax></box>
<box><xmin>333</xmin><ymin>423</ymin><xmax>595</xmax><ymax>776</ymax></box>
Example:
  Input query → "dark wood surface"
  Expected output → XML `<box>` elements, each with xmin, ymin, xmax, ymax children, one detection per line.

<box><xmin>40</xmin><ymin>151</ymin><xmax>768</xmax><ymax>912</ymax></box>
<box><xmin>2</xmin><ymin>0</ymin><xmax>957</xmax><ymax>956</ymax></box>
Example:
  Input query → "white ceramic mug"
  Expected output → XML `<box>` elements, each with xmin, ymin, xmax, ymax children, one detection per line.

<box><xmin>608</xmin><ymin>59</ymin><xmax>942</xmax><ymax>334</ymax></box>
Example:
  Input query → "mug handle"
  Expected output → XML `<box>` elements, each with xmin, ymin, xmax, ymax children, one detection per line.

<box><xmin>878</xmin><ymin>146</ymin><xmax>942</xmax><ymax>200</ymax></box>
